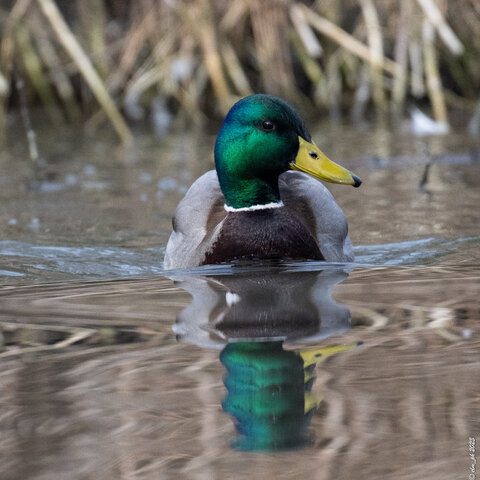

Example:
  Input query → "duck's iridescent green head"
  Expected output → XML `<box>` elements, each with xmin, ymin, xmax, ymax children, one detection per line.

<box><xmin>214</xmin><ymin>94</ymin><xmax>361</xmax><ymax>210</ymax></box>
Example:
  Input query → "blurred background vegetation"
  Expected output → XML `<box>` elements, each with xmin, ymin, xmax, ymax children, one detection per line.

<box><xmin>1</xmin><ymin>0</ymin><xmax>479</xmax><ymax>143</ymax></box>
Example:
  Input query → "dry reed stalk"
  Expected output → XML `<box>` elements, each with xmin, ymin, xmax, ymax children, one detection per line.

<box><xmin>326</xmin><ymin>53</ymin><xmax>342</xmax><ymax>121</ymax></box>
<box><xmin>250</xmin><ymin>0</ymin><xmax>297</xmax><ymax>101</ymax></box>
<box><xmin>289</xmin><ymin>4</ymin><xmax>323</xmax><ymax>58</ymax></box>
<box><xmin>409</xmin><ymin>38</ymin><xmax>425</xmax><ymax>98</ymax></box>
<box><xmin>416</xmin><ymin>0</ymin><xmax>463</xmax><ymax>55</ymax></box>
<box><xmin>0</xmin><ymin>70</ymin><xmax>7</xmax><ymax>97</ymax></box>
<box><xmin>220</xmin><ymin>42</ymin><xmax>252</xmax><ymax>97</ymax></box>
<box><xmin>28</xmin><ymin>16</ymin><xmax>81</xmax><ymax>121</ymax></box>
<box><xmin>122</xmin><ymin>29</ymin><xmax>175</xmax><ymax>107</ymax></box>
<box><xmin>186</xmin><ymin>0</ymin><xmax>231</xmax><ymax>113</ymax></box>
<box><xmin>341</xmin><ymin>52</ymin><xmax>361</xmax><ymax>91</ymax></box>
<box><xmin>151</xmin><ymin>31</ymin><xmax>177</xmax><ymax>68</ymax></box>
<box><xmin>124</xmin><ymin>66</ymin><xmax>164</xmax><ymax>115</ymax></box>
<box><xmin>289</xmin><ymin>30</ymin><xmax>324</xmax><ymax>86</ymax></box>
<box><xmin>0</xmin><ymin>0</ymin><xmax>31</xmax><ymax>136</ymax></box>
<box><xmin>392</xmin><ymin>0</ymin><xmax>412</xmax><ymax>116</ymax></box>
<box><xmin>299</xmin><ymin>3</ymin><xmax>401</xmax><ymax>78</ymax></box>
<box><xmin>220</xmin><ymin>0</ymin><xmax>250</xmax><ymax>32</ymax></box>
<box><xmin>170</xmin><ymin>36</ymin><xmax>210</xmax><ymax>124</ymax></box>
<box><xmin>351</xmin><ymin>64</ymin><xmax>371</xmax><ymax>124</ymax></box>
<box><xmin>77</xmin><ymin>0</ymin><xmax>109</xmax><ymax>77</ymax></box>
<box><xmin>0</xmin><ymin>0</ymin><xmax>31</xmax><ymax>81</ymax></box>
<box><xmin>422</xmin><ymin>19</ymin><xmax>448</xmax><ymax>124</ymax></box>
<box><xmin>0</xmin><ymin>68</ymin><xmax>7</xmax><ymax>143</ymax></box>
<box><xmin>0</xmin><ymin>0</ymin><xmax>475</xmax><ymax>132</ymax></box>
<box><xmin>15</xmin><ymin>24</ymin><xmax>62</xmax><ymax>122</ymax></box>
<box><xmin>108</xmin><ymin>11</ymin><xmax>157</xmax><ymax>93</ymax></box>
<box><xmin>36</xmin><ymin>0</ymin><xmax>132</xmax><ymax>144</ymax></box>
<box><xmin>359</xmin><ymin>0</ymin><xmax>386</xmax><ymax>114</ymax></box>
<box><xmin>177</xmin><ymin>64</ymin><xmax>209</xmax><ymax>125</ymax></box>
<box><xmin>121</xmin><ymin>31</ymin><xmax>173</xmax><ymax>103</ymax></box>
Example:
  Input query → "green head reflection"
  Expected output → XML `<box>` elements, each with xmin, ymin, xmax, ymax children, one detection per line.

<box><xmin>220</xmin><ymin>341</ymin><xmax>311</xmax><ymax>451</ymax></box>
<box><xmin>220</xmin><ymin>341</ymin><xmax>356</xmax><ymax>451</ymax></box>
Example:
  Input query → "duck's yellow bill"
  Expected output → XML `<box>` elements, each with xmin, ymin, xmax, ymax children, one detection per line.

<box><xmin>291</xmin><ymin>136</ymin><xmax>361</xmax><ymax>187</ymax></box>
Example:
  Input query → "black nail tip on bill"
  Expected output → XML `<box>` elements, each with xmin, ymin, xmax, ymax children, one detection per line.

<box><xmin>352</xmin><ymin>175</ymin><xmax>362</xmax><ymax>188</ymax></box>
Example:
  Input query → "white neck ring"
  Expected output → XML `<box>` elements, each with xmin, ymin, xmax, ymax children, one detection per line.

<box><xmin>224</xmin><ymin>201</ymin><xmax>284</xmax><ymax>213</ymax></box>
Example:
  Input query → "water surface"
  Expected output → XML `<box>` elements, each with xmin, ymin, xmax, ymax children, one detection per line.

<box><xmin>0</xmin><ymin>118</ymin><xmax>479</xmax><ymax>479</ymax></box>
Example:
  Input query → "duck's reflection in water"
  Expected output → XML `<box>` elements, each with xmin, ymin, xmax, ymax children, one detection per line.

<box><xmin>221</xmin><ymin>340</ymin><xmax>354</xmax><ymax>451</ymax></box>
<box><xmin>171</xmin><ymin>266</ymin><xmax>355</xmax><ymax>451</ymax></box>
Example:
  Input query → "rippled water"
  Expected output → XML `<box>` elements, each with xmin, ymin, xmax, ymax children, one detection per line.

<box><xmin>0</xmin><ymin>117</ymin><xmax>479</xmax><ymax>479</ymax></box>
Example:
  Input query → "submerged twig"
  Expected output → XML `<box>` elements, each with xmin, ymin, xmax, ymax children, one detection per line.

<box><xmin>468</xmin><ymin>95</ymin><xmax>480</xmax><ymax>136</ymax></box>
<box><xmin>419</xmin><ymin>162</ymin><xmax>431</xmax><ymax>192</ymax></box>
<box><xmin>16</xmin><ymin>78</ymin><xmax>39</xmax><ymax>162</ymax></box>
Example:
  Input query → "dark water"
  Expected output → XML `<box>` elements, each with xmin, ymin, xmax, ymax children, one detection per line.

<box><xmin>0</xmin><ymin>118</ymin><xmax>479</xmax><ymax>479</ymax></box>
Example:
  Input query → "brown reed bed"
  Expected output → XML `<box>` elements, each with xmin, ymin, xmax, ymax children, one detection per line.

<box><xmin>0</xmin><ymin>0</ymin><xmax>479</xmax><ymax>143</ymax></box>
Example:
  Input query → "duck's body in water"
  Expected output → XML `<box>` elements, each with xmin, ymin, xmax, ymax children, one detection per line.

<box><xmin>164</xmin><ymin>94</ymin><xmax>361</xmax><ymax>269</ymax></box>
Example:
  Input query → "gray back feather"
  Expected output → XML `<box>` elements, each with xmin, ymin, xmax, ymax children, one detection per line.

<box><xmin>280</xmin><ymin>171</ymin><xmax>354</xmax><ymax>262</ymax></box>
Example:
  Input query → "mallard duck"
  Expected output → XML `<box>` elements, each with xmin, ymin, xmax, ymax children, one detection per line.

<box><xmin>164</xmin><ymin>94</ymin><xmax>361</xmax><ymax>269</ymax></box>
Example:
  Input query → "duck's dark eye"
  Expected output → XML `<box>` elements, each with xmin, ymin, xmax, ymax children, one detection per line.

<box><xmin>261</xmin><ymin>120</ymin><xmax>275</xmax><ymax>132</ymax></box>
